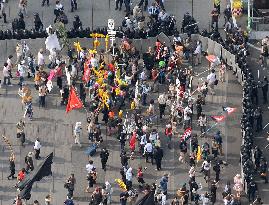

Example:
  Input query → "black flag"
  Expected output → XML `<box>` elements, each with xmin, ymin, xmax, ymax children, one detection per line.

<box><xmin>134</xmin><ymin>191</ymin><xmax>155</xmax><ymax>205</ymax></box>
<box><xmin>17</xmin><ymin>152</ymin><xmax>54</xmax><ymax>200</ymax></box>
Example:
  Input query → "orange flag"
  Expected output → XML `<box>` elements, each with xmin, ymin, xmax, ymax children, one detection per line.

<box><xmin>66</xmin><ymin>86</ymin><xmax>83</xmax><ymax>113</ymax></box>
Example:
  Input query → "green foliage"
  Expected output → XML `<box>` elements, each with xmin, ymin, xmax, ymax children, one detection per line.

<box><xmin>54</xmin><ymin>22</ymin><xmax>70</xmax><ymax>49</ymax></box>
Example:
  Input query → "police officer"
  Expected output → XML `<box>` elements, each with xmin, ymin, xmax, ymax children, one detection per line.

<box><xmin>262</xmin><ymin>76</ymin><xmax>268</xmax><ymax>104</ymax></box>
<box><xmin>248</xmin><ymin>180</ymin><xmax>257</xmax><ymax>202</ymax></box>
<box><xmin>18</xmin><ymin>13</ymin><xmax>26</xmax><ymax>30</ymax></box>
<box><xmin>260</xmin><ymin>158</ymin><xmax>268</xmax><ymax>184</ymax></box>
<box><xmin>34</xmin><ymin>13</ymin><xmax>43</xmax><ymax>32</ymax></box>
<box><xmin>254</xmin><ymin>107</ymin><xmax>263</xmax><ymax>132</ymax></box>
<box><xmin>73</xmin><ymin>15</ymin><xmax>82</xmax><ymax>31</ymax></box>
<box><xmin>12</xmin><ymin>18</ymin><xmax>19</xmax><ymax>32</ymax></box>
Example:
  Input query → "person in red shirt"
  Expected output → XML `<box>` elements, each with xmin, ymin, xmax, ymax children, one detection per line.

<box><xmin>17</xmin><ymin>168</ymin><xmax>26</xmax><ymax>182</ymax></box>
<box><xmin>137</xmin><ymin>166</ymin><xmax>145</xmax><ymax>188</ymax></box>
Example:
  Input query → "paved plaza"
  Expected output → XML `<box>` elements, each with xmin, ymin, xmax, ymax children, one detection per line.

<box><xmin>0</xmin><ymin>0</ymin><xmax>267</xmax><ymax>205</ymax></box>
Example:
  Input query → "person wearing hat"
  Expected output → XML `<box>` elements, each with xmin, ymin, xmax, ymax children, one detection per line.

<box><xmin>73</xmin><ymin>121</ymin><xmax>82</xmax><ymax>147</ymax></box>
<box><xmin>25</xmin><ymin>152</ymin><xmax>34</xmax><ymax>172</ymax></box>
<box><xmin>33</xmin><ymin>138</ymin><xmax>42</xmax><ymax>159</ymax></box>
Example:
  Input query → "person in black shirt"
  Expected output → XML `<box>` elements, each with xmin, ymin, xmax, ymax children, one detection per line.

<box><xmin>100</xmin><ymin>148</ymin><xmax>109</xmax><ymax>171</ymax></box>
<box><xmin>18</xmin><ymin>13</ymin><xmax>25</xmax><ymax>30</ymax></box>
<box><xmin>7</xmin><ymin>154</ymin><xmax>16</xmax><ymax>180</ymax></box>
<box><xmin>120</xmin><ymin>191</ymin><xmax>129</xmax><ymax>205</ymax></box>
<box><xmin>154</xmin><ymin>146</ymin><xmax>163</xmax><ymax>170</ymax></box>
<box><xmin>211</xmin><ymin>8</ymin><xmax>219</xmax><ymax>30</ymax></box>
<box><xmin>34</xmin><ymin>13</ymin><xmax>43</xmax><ymax>32</ymax></box>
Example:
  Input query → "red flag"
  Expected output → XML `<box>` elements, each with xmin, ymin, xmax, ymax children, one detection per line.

<box><xmin>66</xmin><ymin>86</ymin><xmax>83</xmax><ymax>113</ymax></box>
<box><xmin>180</xmin><ymin>127</ymin><xmax>192</xmax><ymax>142</ymax></box>
<box><xmin>211</xmin><ymin>115</ymin><xmax>226</xmax><ymax>122</ymax></box>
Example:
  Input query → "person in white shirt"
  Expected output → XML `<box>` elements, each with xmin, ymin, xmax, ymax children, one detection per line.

<box><xmin>140</xmin><ymin>134</ymin><xmax>147</xmax><ymax>154</ymax></box>
<box><xmin>18</xmin><ymin>60</ymin><xmax>27</xmax><ymax>89</ymax></box>
<box><xmin>183</xmin><ymin>105</ymin><xmax>192</xmax><ymax>129</ymax></box>
<box><xmin>158</xmin><ymin>93</ymin><xmax>166</xmax><ymax>119</ymax></box>
<box><xmin>3</xmin><ymin>62</ymin><xmax>11</xmax><ymax>85</ymax></box>
<box><xmin>73</xmin><ymin>121</ymin><xmax>82</xmax><ymax>147</ymax></box>
<box><xmin>86</xmin><ymin>160</ymin><xmax>95</xmax><ymax>173</ymax></box>
<box><xmin>6</xmin><ymin>55</ymin><xmax>13</xmax><ymax>78</ymax></box>
<box><xmin>126</xmin><ymin>167</ymin><xmax>133</xmax><ymax>190</ymax></box>
<box><xmin>144</xmin><ymin>141</ymin><xmax>153</xmax><ymax>164</ymax></box>
<box><xmin>201</xmin><ymin>159</ymin><xmax>211</xmax><ymax>182</ymax></box>
<box><xmin>189</xmin><ymin>166</ymin><xmax>195</xmax><ymax>179</ymax></box>
<box><xmin>33</xmin><ymin>138</ymin><xmax>41</xmax><ymax>159</ymax></box>
<box><xmin>37</xmin><ymin>49</ymin><xmax>45</xmax><ymax>70</ymax></box>
<box><xmin>198</xmin><ymin>113</ymin><xmax>207</xmax><ymax>136</ymax></box>
<box><xmin>206</xmin><ymin>69</ymin><xmax>217</xmax><ymax>95</ymax></box>
<box><xmin>193</xmin><ymin>40</ymin><xmax>202</xmax><ymax>66</ymax></box>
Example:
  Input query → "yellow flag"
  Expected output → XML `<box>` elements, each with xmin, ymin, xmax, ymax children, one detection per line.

<box><xmin>74</xmin><ymin>42</ymin><xmax>82</xmax><ymax>52</ymax></box>
<box><xmin>115</xmin><ymin>179</ymin><xmax>127</xmax><ymax>191</ymax></box>
<box><xmin>197</xmin><ymin>145</ymin><xmax>202</xmax><ymax>162</ymax></box>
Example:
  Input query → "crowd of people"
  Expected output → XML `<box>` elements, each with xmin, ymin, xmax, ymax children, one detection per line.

<box><xmin>1</xmin><ymin>0</ymin><xmax>269</xmax><ymax>205</ymax></box>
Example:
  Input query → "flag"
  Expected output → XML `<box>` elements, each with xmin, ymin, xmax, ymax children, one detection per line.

<box><xmin>197</xmin><ymin>145</ymin><xmax>202</xmax><ymax>162</ymax></box>
<box><xmin>223</xmin><ymin>106</ymin><xmax>236</xmax><ymax>114</ymax></box>
<box><xmin>180</xmin><ymin>127</ymin><xmax>192</xmax><ymax>142</ymax></box>
<box><xmin>82</xmin><ymin>63</ymin><xmax>91</xmax><ymax>83</ymax></box>
<box><xmin>18</xmin><ymin>153</ymin><xmax>53</xmax><ymax>200</ymax></box>
<box><xmin>115</xmin><ymin>178</ymin><xmax>127</xmax><ymax>191</ymax></box>
<box><xmin>66</xmin><ymin>86</ymin><xmax>83</xmax><ymax>113</ymax></box>
<box><xmin>134</xmin><ymin>191</ymin><xmax>155</xmax><ymax>205</ymax></box>
<box><xmin>211</xmin><ymin>115</ymin><xmax>226</xmax><ymax>122</ymax></box>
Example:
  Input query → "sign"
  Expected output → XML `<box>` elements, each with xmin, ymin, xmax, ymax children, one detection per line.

<box><xmin>108</xmin><ymin>19</ymin><xmax>115</xmax><ymax>30</ymax></box>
